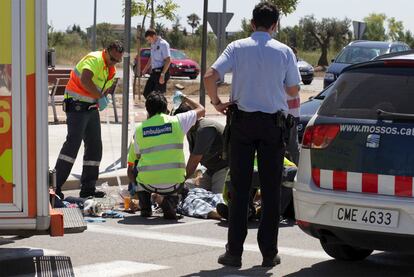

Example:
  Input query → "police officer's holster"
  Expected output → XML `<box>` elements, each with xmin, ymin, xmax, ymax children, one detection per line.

<box><xmin>222</xmin><ymin>104</ymin><xmax>237</xmax><ymax>161</ymax></box>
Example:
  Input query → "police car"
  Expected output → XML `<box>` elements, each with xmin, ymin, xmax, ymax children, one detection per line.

<box><xmin>294</xmin><ymin>50</ymin><xmax>414</xmax><ymax>261</ymax></box>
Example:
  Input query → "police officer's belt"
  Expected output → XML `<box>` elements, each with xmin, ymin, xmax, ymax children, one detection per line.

<box><xmin>63</xmin><ymin>98</ymin><xmax>98</xmax><ymax>112</ymax></box>
<box><xmin>234</xmin><ymin>109</ymin><xmax>294</xmax><ymax>129</ymax></box>
<box><xmin>152</xmin><ymin>67</ymin><xmax>163</xmax><ymax>73</ymax></box>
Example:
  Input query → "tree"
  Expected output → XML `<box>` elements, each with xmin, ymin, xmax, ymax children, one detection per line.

<box><xmin>262</xmin><ymin>0</ymin><xmax>299</xmax><ymax>39</ymax></box>
<box><xmin>263</xmin><ymin>0</ymin><xmax>300</xmax><ymax>16</ymax></box>
<box><xmin>363</xmin><ymin>13</ymin><xmax>387</xmax><ymax>41</ymax></box>
<box><xmin>66</xmin><ymin>24</ymin><xmax>87</xmax><ymax>42</ymax></box>
<box><xmin>187</xmin><ymin>13</ymin><xmax>201</xmax><ymax>34</ymax></box>
<box><xmin>400</xmin><ymin>30</ymin><xmax>414</xmax><ymax>48</ymax></box>
<box><xmin>130</xmin><ymin>0</ymin><xmax>178</xmax><ymax>31</ymax></box>
<box><xmin>155</xmin><ymin>22</ymin><xmax>167</xmax><ymax>37</ymax></box>
<box><xmin>230</xmin><ymin>18</ymin><xmax>254</xmax><ymax>41</ymax></box>
<box><xmin>300</xmin><ymin>15</ymin><xmax>351</xmax><ymax>66</ymax></box>
<box><xmin>388</xmin><ymin>17</ymin><xmax>404</xmax><ymax>41</ymax></box>
<box><xmin>48</xmin><ymin>25</ymin><xmax>65</xmax><ymax>47</ymax></box>
<box><xmin>96</xmin><ymin>23</ymin><xmax>117</xmax><ymax>49</ymax></box>
<box><xmin>278</xmin><ymin>25</ymin><xmax>304</xmax><ymax>48</ymax></box>
<box><xmin>167</xmin><ymin>16</ymin><xmax>185</xmax><ymax>48</ymax></box>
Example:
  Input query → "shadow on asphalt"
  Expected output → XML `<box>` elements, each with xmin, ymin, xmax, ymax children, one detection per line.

<box><xmin>0</xmin><ymin>247</ymin><xmax>74</xmax><ymax>276</ymax></box>
<box><xmin>181</xmin><ymin>265</ymin><xmax>274</xmax><ymax>277</ymax></box>
<box><xmin>215</xmin><ymin>219</ymin><xmax>296</xmax><ymax>229</ymax></box>
<box><xmin>284</xmin><ymin>252</ymin><xmax>414</xmax><ymax>277</ymax></box>
<box><xmin>117</xmin><ymin>214</ymin><xmax>186</xmax><ymax>226</ymax></box>
<box><xmin>0</xmin><ymin>235</ymin><xmax>31</xmax><ymax>246</ymax></box>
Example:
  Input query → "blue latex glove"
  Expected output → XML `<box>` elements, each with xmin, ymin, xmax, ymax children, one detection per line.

<box><xmin>98</xmin><ymin>96</ymin><xmax>109</xmax><ymax>111</ymax></box>
<box><xmin>128</xmin><ymin>182</ymin><xmax>138</xmax><ymax>197</ymax></box>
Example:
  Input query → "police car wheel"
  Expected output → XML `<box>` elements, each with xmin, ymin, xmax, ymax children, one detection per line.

<box><xmin>320</xmin><ymin>240</ymin><xmax>373</xmax><ymax>261</ymax></box>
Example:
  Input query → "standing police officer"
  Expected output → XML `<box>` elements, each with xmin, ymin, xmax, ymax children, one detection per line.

<box><xmin>142</xmin><ymin>29</ymin><xmax>171</xmax><ymax>98</ymax></box>
<box><xmin>204</xmin><ymin>2</ymin><xmax>301</xmax><ymax>268</ymax></box>
<box><xmin>54</xmin><ymin>41</ymin><xmax>124</xmax><ymax>199</ymax></box>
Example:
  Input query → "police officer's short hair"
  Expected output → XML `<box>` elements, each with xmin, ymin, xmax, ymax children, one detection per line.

<box><xmin>146</xmin><ymin>92</ymin><xmax>168</xmax><ymax>117</ymax></box>
<box><xmin>252</xmin><ymin>2</ymin><xmax>280</xmax><ymax>30</ymax></box>
<box><xmin>106</xmin><ymin>40</ymin><xmax>124</xmax><ymax>53</ymax></box>
<box><xmin>145</xmin><ymin>29</ymin><xmax>157</xmax><ymax>38</ymax></box>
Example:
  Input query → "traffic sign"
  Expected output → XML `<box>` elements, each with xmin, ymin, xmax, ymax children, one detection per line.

<box><xmin>207</xmin><ymin>12</ymin><xmax>233</xmax><ymax>37</ymax></box>
<box><xmin>353</xmin><ymin>21</ymin><xmax>366</xmax><ymax>40</ymax></box>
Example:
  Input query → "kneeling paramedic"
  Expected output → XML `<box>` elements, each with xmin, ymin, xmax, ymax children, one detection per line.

<box><xmin>127</xmin><ymin>92</ymin><xmax>205</xmax><ymax>219</ymax></box>
<box><xmin>54</xmin><ymin>41</ymin><xmax>124</xmax><ymax>199</ymax></box>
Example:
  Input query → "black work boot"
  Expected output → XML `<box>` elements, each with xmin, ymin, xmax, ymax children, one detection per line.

<box><xmin>160</xmin><ymin>195</ymin><xmax>179</xmax><ymax>220</ymax></box>
<box><xmin>218</xmin><ymin>252</ymin><xmax>242</xmax><ymax>267</ymax></box>
<box><xmin>137</xmin><ymin>191</ymin><xmax>152</xmax><ymax>217</ymax></box>
<box><xmin>79</xmin><ymin>189</ymin><xmax>106</xmax><ymax>198</ymax></box>
<box><xmin>216</xmin><ymin>203</ymin><xmax>229</xmax><ymax>220</ymax></box>
<box><xmin>261</xmin><ymin>254</ymin><xmax>281</xmax><ymax>267</ymax></box>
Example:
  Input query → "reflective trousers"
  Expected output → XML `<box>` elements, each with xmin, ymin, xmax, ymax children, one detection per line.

<box><xmin>54</xmin><ymin>109</ymin><xmax>102</xmax><ymax>198</ymax></box>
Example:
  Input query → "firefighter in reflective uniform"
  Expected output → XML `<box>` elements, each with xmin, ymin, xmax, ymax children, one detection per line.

<box><xmin>127</xmin><ymin>92</ymin><xmax>205</xmax><ymax>219</ymax></box>
<box><xmin>54</xmin><ymin>41</ymin><xmax>124</xmax><ymax>199</ymax></box>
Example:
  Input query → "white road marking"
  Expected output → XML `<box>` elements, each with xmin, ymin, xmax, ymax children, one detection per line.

<box><xmin>88</xmin><ymin>225</ymin><xmax>330</xmax><ymax>260</ymax></box>
<box><xmin>73</xmin><ymin>260</ymin><xmax>169</xmax><ymax>277</ymax></box>
<box><xmin>148</xmin><ymin>219</ymin><xmax>217</xmax><ymax>230</ymax></box>
<box><xmin>0</xmin><ymin>246</ymin><xmax>63</xmax><ymax>261</ymax></box>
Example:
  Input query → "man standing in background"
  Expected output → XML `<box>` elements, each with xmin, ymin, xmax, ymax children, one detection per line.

<box><xmin>142</xmin><ymin>29</ymin><xmax>171</xmax><ymax>98</ymax></box>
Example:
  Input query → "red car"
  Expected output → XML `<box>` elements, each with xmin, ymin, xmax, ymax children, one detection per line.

<box><xmin>134</xmin><ymin>48</ymin><xmax>200</xmax><ymax>79</ymax></box>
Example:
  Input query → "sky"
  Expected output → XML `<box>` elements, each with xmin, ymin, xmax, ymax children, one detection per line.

<box><xmin>48</xmin><ymin>0</ymin><xmax>414</xmax><ymax>34</ymax></box>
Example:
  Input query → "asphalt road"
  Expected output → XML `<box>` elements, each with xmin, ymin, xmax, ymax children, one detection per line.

<box><xmin>1</xmin><ymin>164</ymin><xmax>413</xmax><ymax>277</ymax></box>
<box><xmin>2</xmin><ymin>198</ymin><xmax>414</xmax><ymax>277</ymax></box>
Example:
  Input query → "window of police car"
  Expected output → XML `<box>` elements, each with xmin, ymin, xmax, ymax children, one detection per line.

<box><xmin>319</xmin><ymin>67</ymin><xmax>414</xmax><ymax>120</ymax></box>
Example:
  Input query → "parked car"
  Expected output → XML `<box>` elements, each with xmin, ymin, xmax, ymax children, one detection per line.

<box><xmin>294</xmin><ymin>50</ymin><xmax>414</xmax><ymax>261</ymax></box>
<box><xmin>297</xmin><ymin>59</ymin><xmax>314</xmax><ymax>85</ymax></box>
<box><xmin>324</xmin><ymin>40</ymin><xmax>410</xmax><ymax>88</ymax></box>
<box><xmin>134</xmin><ymin>48</ymin><xmax>200</xmax><ymax>79</ymax></box>
<box><xmin>297</xmin><ymin>84</ymin><xmax>334</xmax><ymax>142</ymax></box>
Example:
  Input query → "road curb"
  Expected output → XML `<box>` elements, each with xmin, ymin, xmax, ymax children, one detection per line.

<box><xmin>62</xmin><ymin>172</ymin><xmax>130</xmax><ymax>191</ymax></box>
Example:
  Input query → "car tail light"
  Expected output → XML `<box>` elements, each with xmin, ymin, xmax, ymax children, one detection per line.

<box><xmin>296</xmin><ymin>220</ymin><xmax>310</xmax><ymax>228</ymax></box>
<box><xmin>302</xmin><ymin>124</ymin><xmax>340</xmax><ymax>149</ymax></box>
<box><xmin>383</xmin><ymin>60</ymin><xmax>414</xmax><ymax>67</ymax></box>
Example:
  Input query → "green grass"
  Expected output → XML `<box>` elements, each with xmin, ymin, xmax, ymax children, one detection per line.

<box><xmin>55</xmin><ymin>45</ymin><xmax>90</xmax><ymax>67</ymax></box>
<box><xmin>299</xmin><ymin>50</ymin><xmax>336</xmax><ymax>67</ymax></box>
<box><xmin>185</xmin><ymin>46</ymin><xmax>217</xmax><ymax>68</ymax></box>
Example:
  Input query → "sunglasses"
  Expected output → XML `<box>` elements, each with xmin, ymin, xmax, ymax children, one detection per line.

<box><xmin>108</xmin><ymin>51</ymin><xmax>122</xmax><ymax>63</ymax></box>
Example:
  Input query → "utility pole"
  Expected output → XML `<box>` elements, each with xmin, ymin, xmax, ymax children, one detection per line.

<box><xmin>121</xmin><ymin>0</ymin><xmax>131</xmax><ymax>168</ymax></box>
<box><xmin>199</xmin><ymin>0</ymin><xmax>208</xmax><ymax>106</ymax></box>
<box><xmin>92</xmin><ymin>0</ymin><xmax>97</xmax><ymax>50</ymax></box>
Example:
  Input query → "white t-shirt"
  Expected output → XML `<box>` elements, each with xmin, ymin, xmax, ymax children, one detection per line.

<box><xmin>133</xmin><ymin>110</ymin><xmax>197</xmax><ymax>154</ymax></box>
